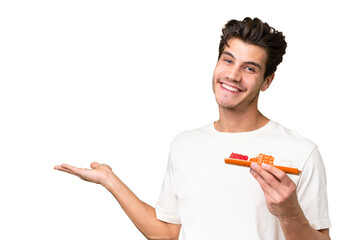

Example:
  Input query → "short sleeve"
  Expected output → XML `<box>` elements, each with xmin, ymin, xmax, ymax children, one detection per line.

<box><xmin>155</xmin><ymin>152</ymin><xmax>181</xmax><ymax>224</ymax></box>
<box><xmin>297</xmin><ymin>146</ymin><xmax>331</xmax><ymax>230</ymax></box>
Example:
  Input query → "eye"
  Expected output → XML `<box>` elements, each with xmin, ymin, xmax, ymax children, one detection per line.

<box><xmin>244</xmin><ymin>66</ymin><xmax>255</xmax><ymax>72</ymax></box>
<box><xmin>224</xmin><ymin>59</ymin><xmax>233</xmax><ymax>64</ymax></box>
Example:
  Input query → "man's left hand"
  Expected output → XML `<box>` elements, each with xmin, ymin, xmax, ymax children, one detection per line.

<box><xmin>250</xmin><ymin>162</ymin><xmax>303</xmax><ymax>220</ymax></box>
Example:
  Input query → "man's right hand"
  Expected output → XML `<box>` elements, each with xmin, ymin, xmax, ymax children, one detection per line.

<box><xmin>54</xmin><ymin>162</ymin><xmax>113</xmax><ymax>186</ymax></box>
<box><xmin>54</xmin><ymin>162</ymin><xmax>181</xmax><ymax>239</ymax></box>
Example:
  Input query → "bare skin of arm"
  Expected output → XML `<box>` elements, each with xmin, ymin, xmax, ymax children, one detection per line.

<box><xmin>54</xmin><ymin>162</ymin><xmax>181</xmax><ymax>240</ymax></box>
<box><xmin>250</xmin><ymin>163</ymin><xmax>330</xmax><ymax>240</ymax></box>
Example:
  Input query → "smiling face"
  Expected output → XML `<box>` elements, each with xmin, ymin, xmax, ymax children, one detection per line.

<box><xmin>212</xmin><ymin>37</ymin><xmax>274</xmax><ymax>112</ymax></box>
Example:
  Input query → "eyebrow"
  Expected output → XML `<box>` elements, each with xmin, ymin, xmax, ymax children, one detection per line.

<box><xmin>221</xmin><ymin>51</ymin><xmax>262</xmax><ymax>69</ymax></box>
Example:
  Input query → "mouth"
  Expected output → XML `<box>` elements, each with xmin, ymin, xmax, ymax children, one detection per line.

<box><xmin>220</xmin><ymin>82</ymin><xmax>242</xmax><ymax>93</ymax></box>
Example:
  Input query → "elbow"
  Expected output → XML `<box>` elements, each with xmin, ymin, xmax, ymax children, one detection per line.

<box><xmin>142</xmin><ymin>219</ymin><xmax>180</xmax><ymax>240</ymax></box>
<box><xmin>146</xmin><ymin>229</ymin><xmax>179</xmax><ymax>240</ymax></box>
<box><xmin>146</xmin><ymin>232</ymin><xmax>179</xmax><ymax>240</ymax></box>
<box><xmin>147</xmin><ymin>235</ymin><xmax>178</xmax><ymax>240</ymax></box>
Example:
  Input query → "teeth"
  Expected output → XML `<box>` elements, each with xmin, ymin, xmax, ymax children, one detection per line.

<box><xmin>221</xmin><ymin>83</ymin><xmax>240</xmax><ymax>92</ymax></box>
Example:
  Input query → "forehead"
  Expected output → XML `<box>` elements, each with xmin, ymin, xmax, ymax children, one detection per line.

<box><xmin>223</xmin><ymin>38</ymin><xmax>267</xmax><ymax>67</ymax></box>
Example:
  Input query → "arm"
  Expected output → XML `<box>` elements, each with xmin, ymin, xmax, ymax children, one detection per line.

<box><xmin>250</xmin><ymin>163</ymin><xmax>330</xmax><ymax>240</ymax></box>
<box><xmin>54</xmin><ymin>162</ymin><xmax>181</xmax><ymax>240</ymax></box>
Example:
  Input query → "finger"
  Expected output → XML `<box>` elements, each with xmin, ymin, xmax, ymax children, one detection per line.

<box><xmin>59</xmin><ymin>163</ymin><xmax>80</xmax><ymax>174</ymax></box>
<box><xmin>250</xmin><ymin>167</ymin><xmax>281</xmax><ymax>202</ymax></box>
<box><xmin>91</xmin><ymin>162</ymin><xmax>112</xmax><ymax>171</ymax></box>
<box><xmin>54</xmin><ymin>164</ymin><xmax>75</xmax><ymax>173</ymax></box>
<box><xmin>58</xmin><ymin>164</ymin><xmax>90</xmax><ymax>181</ymax></box>
<box><xmin>54</xmin><ymin>165</ymin><xmax>78</xmax><ymax>176</ymax></box>
<box><xmin>90</xmin><ymin>162</ymin><xmax>100</xmax><ymax>169</ymax></box>
<box><xmin>60</xmin><ymin>165</ymin><xmax>92</xmax><ymax>181</ymax></box>
<box><xmin>251</xmin><ymin>162</ymin><xmax>282</xmax><ymax>189</ymax></box>
<box><xmin>54</xmin><ymin>165</ymin><xmax>73</xmax><ymax>174</ymax></box>
<box><xmin>250</xmin><ymin>164</ymin><xmax>279</xmax><ymax>191</ymax></box>
<box><xmin>261</xmin><ymin>163</ymin><xmax>292</xmax><ymax>185</ymax></box>
<box><xmin>54</xmin><ymin>165</ymin><xmax>62</xmax><ymax>170</ymax></box>
<box><xmin>259</xmin><ymin>164</ymin><xmax>297</xmax><ymax>201</ymax></box>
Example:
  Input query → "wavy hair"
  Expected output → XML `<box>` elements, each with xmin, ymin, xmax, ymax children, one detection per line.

<box><xmin>218</xmin><ymin>17</ymin><xmax>287</xmax><ymax>78</ymax></box>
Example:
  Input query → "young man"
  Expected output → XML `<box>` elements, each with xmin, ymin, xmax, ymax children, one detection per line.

<box><xmin>55</xmin><ymin>17</ymin><xmax>331</xmax><ymax>239</ymax></box>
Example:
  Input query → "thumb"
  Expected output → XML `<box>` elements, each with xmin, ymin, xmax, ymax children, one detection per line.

<box><xmin>90</xmin><ymin>162</ymin><xmax>100</xmax><ymax>169</ymax></box>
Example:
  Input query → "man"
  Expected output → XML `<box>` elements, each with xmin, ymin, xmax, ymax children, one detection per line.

<box><xmin>55</xmin><ymin>17</ymin><xmax>331</xmax><ymax>239</ymax></box>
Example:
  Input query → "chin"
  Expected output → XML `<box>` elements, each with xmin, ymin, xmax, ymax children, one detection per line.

<box><xmin>216</xmin><ymin>98</ymin><xmax>240</xmax><ymax>110</ymax></box>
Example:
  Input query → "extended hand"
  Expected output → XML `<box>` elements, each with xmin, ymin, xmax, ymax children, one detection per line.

<box><xmin>54</xmin><ymin>162</ymin><xmax>113</xmax><ymax>186</ymax></box>
<box><xmin>250</xmin><ymin>162</ymin><xmax>302</xmax><ymax>220</ymax></box>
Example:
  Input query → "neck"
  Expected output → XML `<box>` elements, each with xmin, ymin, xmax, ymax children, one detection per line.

<box><xmin>214</xmin><ymin>107</ymin><xmax>269</xmax><ymax>133</ymax></box>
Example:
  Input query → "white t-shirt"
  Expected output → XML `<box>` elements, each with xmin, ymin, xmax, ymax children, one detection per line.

<box><xmin>155</xmin><ymin>120</ymin><xmax>331</xmax><ymax>240</ymax></box>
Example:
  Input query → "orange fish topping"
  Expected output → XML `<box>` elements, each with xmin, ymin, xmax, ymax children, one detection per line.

<box><xmin>249</xmin><ymin>153</ymin><xmax>274</xmax><ymax>165</ymax></box>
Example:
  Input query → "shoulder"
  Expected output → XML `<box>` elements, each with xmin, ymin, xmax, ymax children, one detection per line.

<box><xmin>172</xmin><ymin>123</ymin><xmax>212</xmax><ymax>142</ymax></box>
<box><xmin>169</xmin><ymin>123</ymin><xmax>213</xmax><ymax>152</ymax></box>
<box><xmin>268</xmin><ymin>120</ymin><xmax>317</xmax><ymax>150</ymax></box>
<box><xmin>264</xmin><ymin>121</ymin><xmax>321</xmax><ymax>172</ymax></box>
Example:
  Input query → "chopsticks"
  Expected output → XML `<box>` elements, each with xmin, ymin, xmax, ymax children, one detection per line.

<box><xmin>225</xmin><ymin>158</ymin><xmax>302</xmax><ymax>175</ymax></box>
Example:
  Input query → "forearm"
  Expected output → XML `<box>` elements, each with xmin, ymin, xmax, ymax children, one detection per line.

<box><xmin>280</xmin><ymin>213</ymin><xmax>330</xmax><ymax>240</ymax></box>
<box><xmin>103</xmin><ymin>173</ymin><xmax>179</xmax><ymax>240</ymax></box>
<box><xmin>249</xmin><ymin>163</ymin><xmax>330</xmax><ymax>240</ymax></box>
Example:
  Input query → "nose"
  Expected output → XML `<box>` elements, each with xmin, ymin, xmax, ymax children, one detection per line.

<box><xmin>226</xmin><ymin>66</ymin><xmax>242</xmax><ymax>82</ymax></box>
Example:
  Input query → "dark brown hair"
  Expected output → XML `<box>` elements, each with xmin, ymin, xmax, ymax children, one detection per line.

<box><xmin>218</xmin><ymin>17</ymin><xmax>287</xmax><ymax>78</ymax></box>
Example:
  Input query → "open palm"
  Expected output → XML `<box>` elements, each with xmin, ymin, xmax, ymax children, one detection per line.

<box><xmin>54</xmin><ymin>162</ymin><xmax>112</xmax><ymax>185</ymax></box>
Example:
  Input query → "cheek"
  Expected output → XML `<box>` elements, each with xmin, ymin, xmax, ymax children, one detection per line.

<box><xmin>212</xmin><ymin>77</ymin><xmax>216</xmax><ymax>93</ymax></box>
<box><xmin>244</xmin><ymin>76</ymin><xmax>261</xmax><ymax>89</ymax></box>
<box><xmin>213</xmin><ymin>64</ymin><xmax>225</xmax><ymax>79</ymax></box>
<box><xmin>212</xmin><ymin>69</ymin><xmax>221</xmax><ymax>91</ymax></box>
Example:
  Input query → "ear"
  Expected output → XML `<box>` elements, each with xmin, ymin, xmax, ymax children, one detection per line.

<box><xmin>261</xmin><ymin>73</ymin><xmax>275</xmax><ymax>91</ymax></box>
